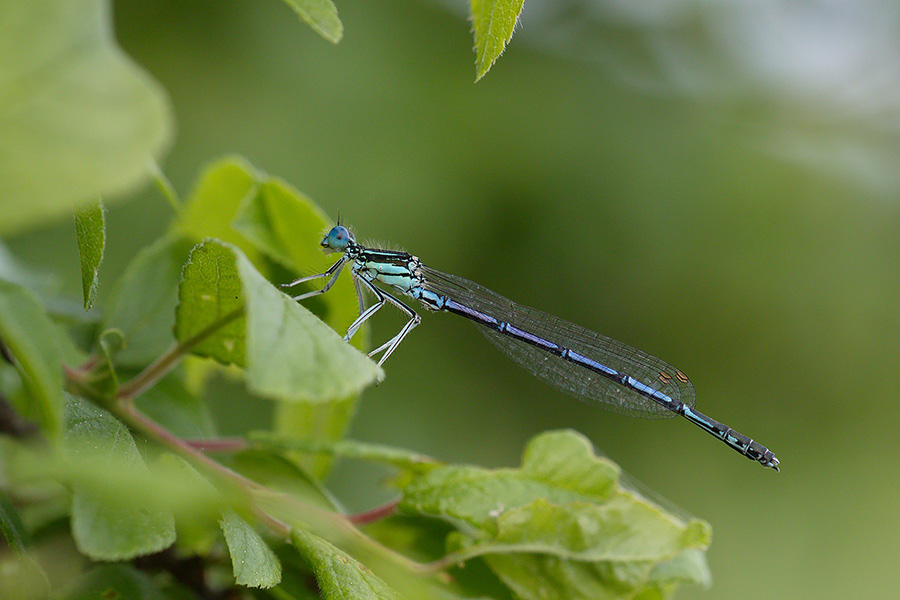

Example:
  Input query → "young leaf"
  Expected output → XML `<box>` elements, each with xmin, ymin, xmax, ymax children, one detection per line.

<box><xmin>102</xmin><ymin>235</ymin><xmax>196</xmax><ymax>367</ymax></box>
<box><xmin>148</xmin><ymin>160</ymin><xmax>180</xmax><ymax>210</ymax></box>
<box><xmin>0</xmin><ymin>279</ymin><xmax>63</xmax><ymax>437</ymax></box>
<box><xmin>0</xmin><ymin>0</ymin><xmax>172</xmax><ymax>235</ymax></box>
<box><xmin>175</xmin><ymin>240</ymin><xmax>247</xmax><ymax>366</ymax></box>
<box><xmin>232</xmin><ymin>178</ymin><xmax>330</xmax><ymax>273</ymax></box>
<box><xmin>232</xmin><ymin>171</ymin><xmax>369</xmax><ymax>477</ymax></box>
<box><xmin>236</xmin><ymin>248</ymin><xmax>382</xmax><ymax>402</ymax></box>
<box><xmin>172</xmin><ymin>157</ymin><xmax>259</xmax><ymax>250</ymax></box>
<box><xmin>220</xmin><ymin>511</ymin><xmax>283</xmax><ymax>589</ymax></box>
<box><xmin>73</xmin><ymin>198</ymin><xmax>106</xmax><ymax>311</ymax></box>
<box><xmin>232</xmin><ymin>176</ymin><xmax>361</xmax><ymax>336</ymax></box>
<box><xmin>280</xmin><ymin>0</ymin><xmax>343</xmax><ymax>44</ymax></box>
<box><xmin>175</xmin><ymin>239</ymin><xmax>381</xmax><ymax>401</ymax></box>
<box><xmin>401</xmin><ymin>430</ymin><xmax>711</xmax><ymax>599</ymax></box>
<box><xmin>470</xmin><ymin>0</ymin><xmax>524</xmax><ymax>81</ymax></box>
<box><xmin>66</xmin><ymin>396</ymin><xmax>176</xmax><ymax>560</ymax></box>
<box><xmin>290</xmin><ymin>528</ymin><xmax>401</xmax><ymax>600</ymax></box>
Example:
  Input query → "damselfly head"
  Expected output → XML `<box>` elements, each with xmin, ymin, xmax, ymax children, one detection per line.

<box><xmin>321</xmin><ymin>225</ymin><xmax>355</xmax><ymax>253</ymax></box>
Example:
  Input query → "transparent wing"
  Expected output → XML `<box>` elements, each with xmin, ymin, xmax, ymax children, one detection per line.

<box><xmin>420</xmin><ymin>266</ymin><xmax>695</xmax><ymax>418</ymax></box>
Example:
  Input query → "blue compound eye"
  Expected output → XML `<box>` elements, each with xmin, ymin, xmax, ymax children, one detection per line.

<box><xmin>321</xmin><ymin>225</ymin><xmax>354</xmax><ymax>252</ymax></box>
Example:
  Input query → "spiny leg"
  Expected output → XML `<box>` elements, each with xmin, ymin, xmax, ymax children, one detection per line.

<box><xmin>352</xmin><ymin>277</ymin><xmax>420</xmax><ymax>366</ymax></box>
<box><xmin>282</xmin><ymin>256</ymin><xmax>348</xmax><ymax>301</ymax></box>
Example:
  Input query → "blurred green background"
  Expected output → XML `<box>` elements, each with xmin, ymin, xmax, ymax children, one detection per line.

<box><xmin>8</xmin><ymin>1</ymin><xmax>900</xmax><ymax>598</ymax></box>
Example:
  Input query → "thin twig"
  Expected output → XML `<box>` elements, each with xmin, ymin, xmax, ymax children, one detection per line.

<box><xmin>117</xmin><ymin>306</ymin><xmax>244</xmax><ymax>401</ymax></box>
<box><xmin>347</xmin><ymin>498</ymin><xmax>400</xmax><ymax>524</ymax></box>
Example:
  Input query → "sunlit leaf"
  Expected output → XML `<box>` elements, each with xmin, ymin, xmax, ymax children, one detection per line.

<box><xmin>231</xmin><ymin>167</ymin><xmax>361</xmax><ymax>338</ymax></box>
<box><xmin>237</xmin><ymin>247</ymin><xmax>382</xmax><ymax>401</ymax></box>
<box><xmin>172</xmin><ymin>157</ymin><xmax>258</xmax><ymax>250</ymax></box>
<box><xmin>0</xmin><ymin>0</ymin><xmax>172</xmax><ymax>234</ymax></box>
<box><xmin>401</xmin><ymin>430</ymin><xmax>711</xmax><ymax>599</ymax></box>
<box><xmin>175</xmin><ymin>240</ymin><xmax>247</xmax><ymax>366</ymax></box>
<box><xmin>73</xmin><ymin>198</ymin><xmax>105</xmax><ymax>311</ymax></box>
<box><xmin>175</xmin><ymin>239</ymin><xmax>380</xmax><ymax>401</ymax></box>
<box><xmin>470</xmin><ymin>0</ymin><xmax>524</xmax><ymax>81</ymax></box>
<box><xmin>280</xmin><ymin>0</ymin><xmax>343</xmax><ymax>44</ymax></box>
<box><xmin>232</xmin><ymin>178</ymin><xmax>331</xmax><ymax>272</ymax></box>
<box><xmin>233</xmin><ymin>169</ymin><xmax>367</xmax><ymax>477</ymax></box>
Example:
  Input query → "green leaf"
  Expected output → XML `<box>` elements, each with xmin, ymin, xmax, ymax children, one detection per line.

<box><xmin>0</xmin><ymin>279</ymin><xmax>63</xmax><ymax>437</ymax></box>
<box><xmin>648</xmin><ymin>548</ymin><xmax>711</xmax><ymax>588</ymax></box>
<box><xmin>73</xmin><ymin>198</ymin><xmax>106</xmax><ymax>311</ymax></box>
<box><xmin>175</xmin><ymin>239</ymin><xmax>381</xmax><ymax>401</ymax></box>
<box><xmin>237</xmin><ymin>247</ymin><xmax>382</xmax><ymax>401</ymax></box>
<box><xmin>470</xmin><ymin>0</ymin><xmax>524</xmax><ymax>81</ymax></box>
<box><xmin>280</xmin><ymin>0</ymin><xmax>343</xmax><ymax>44</ymax></box>
<box><xmin>232</xmin><ymin>178</ymin><xmax>330</xmax><ymax>272</ymax></box>
<box><xmin>232</xmin><ymin>170</ymin><xmax>369</xmax><ymax>478</ymax></box>
<box><xmin>401</xmin><ymin>430</ymin><xmax>711</xmax><ymax>599</ymax></box>
<box><xmin>483</xmin><ymin>552</ymin><xmax>654</xmax><ymax>600</ymax></box>
<box><xmin>175</xmin><ymin>156</ymin><xmax>363</xmax><ymax>340</ymax></box>
<box><xmin>172</xmin><ymin>157</ymin><xmax>258</xmax><ymax>249</ymax></box>
<box><xmin>361</xmin><ymin>515</ymin><xmax>458</xmax><ymax>566</ymax></box>
<box><xmin>220</xmin><ymin>510</ymin><xmax>283</xmax><ymax>589</ymax></box>
<box><xmin>50</xmin><ymin>563</ymin><xmax>166</xmax><ymax>600</ymax></box>
<box><xmin>148</xmin><ymin>160</ymin><xmax>180</xmax><ymax>210</ymax></box>
<box><xmin>66</xmin><ymin>396</ymin><xmax>176</xmax><ymax>560</ymax></box>
<box><xmin>290</xmin><ymin>528</ymin><xmax>402</xmax><ymax>600</ymax></box>
<box><xmin>0</xmin><ymin>0</ymin><xmax>172</xmax><ymax>235</ymax></box>
<box><xmin>175</xmin><ymin>240</ymin><xmax>247</xmax><ymax>366</ymax></box>
<box><xmin>257</xmin><ymin>492</ymin><xmax>468</xmax><ymax>600</ymax></box>
<box><xmin>232</xmin><ymin>175</ymin><xmax>361</xmax><ymax>336</ymax></box>
<box><xmin>102</xmin><ymin>234</ymin><xmax>195</xmax><ymax>367</ymax></box>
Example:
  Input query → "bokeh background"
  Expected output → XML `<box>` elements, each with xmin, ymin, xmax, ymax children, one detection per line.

<box><xmin>8</xmin><ymin>1</ymin><xmax>900</xmax><ymax>598</ymax></box>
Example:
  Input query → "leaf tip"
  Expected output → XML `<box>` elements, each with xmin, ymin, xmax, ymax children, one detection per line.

<box><xmin>470</xmin><ymin>0</ymin><xmax>524</xmax><ymax>81</ymax></box>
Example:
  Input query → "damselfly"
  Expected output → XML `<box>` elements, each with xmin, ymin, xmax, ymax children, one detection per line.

<box><xmin>285</xmin><ymin>225</ymin><xmax>779</xmax><ymax>471</ymax></box>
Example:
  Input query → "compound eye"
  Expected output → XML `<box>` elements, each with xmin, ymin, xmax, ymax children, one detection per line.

<box><xmin>322</xmin><ymin>225</ymin><xmax>354</xmax><ymax>252</ymax></box>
